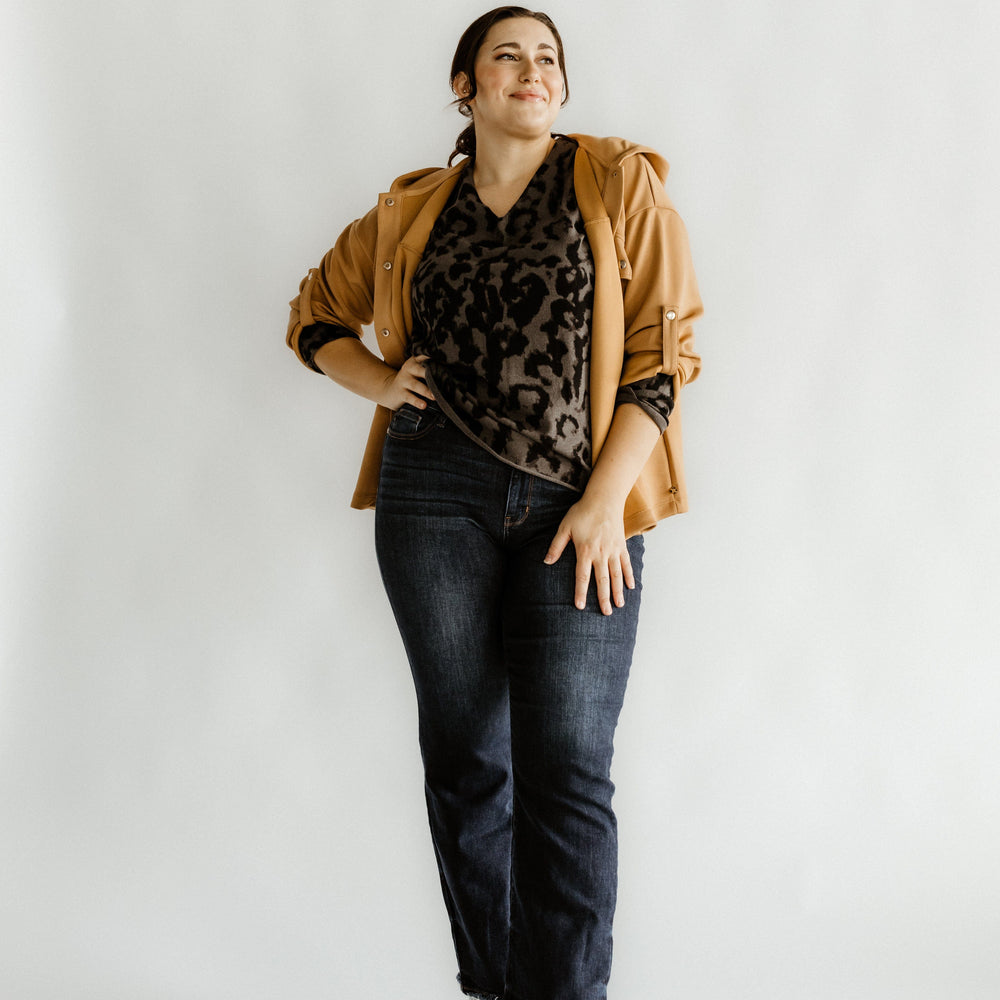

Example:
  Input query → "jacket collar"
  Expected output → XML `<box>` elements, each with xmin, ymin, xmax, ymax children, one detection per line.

<box><xmin>387</xmin><ymin>133</ymin><xmax>669</xmax><ymax>197</ymax></box>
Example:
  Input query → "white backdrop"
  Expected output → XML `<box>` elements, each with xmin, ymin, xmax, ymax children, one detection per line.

<box><xmin>2</xmin><ymin>1</ymin><xmax>999</xmax><ymax>997</ymax></box>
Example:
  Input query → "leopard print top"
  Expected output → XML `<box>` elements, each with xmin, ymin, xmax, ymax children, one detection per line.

<box><xmin>407</xmin><ymin>135</ymin><xmax>674</xmax><ymax>491</ymax></box>
<box><xmin>410</xmin><ymin>136</ymin><xmax>596</xmax><ymax>490</ymax></box>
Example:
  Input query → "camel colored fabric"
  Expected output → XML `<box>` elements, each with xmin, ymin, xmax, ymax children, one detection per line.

<box><xmin>286</xmin><ymin>134</ymin><xmax>703</xmax><ymax>536</ymax></box>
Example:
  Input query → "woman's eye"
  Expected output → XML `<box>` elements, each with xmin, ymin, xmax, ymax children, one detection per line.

<box><xmin>495</xmin><ymin>51</ymin><xmax>555</xmax><ymax>64</ymax></box>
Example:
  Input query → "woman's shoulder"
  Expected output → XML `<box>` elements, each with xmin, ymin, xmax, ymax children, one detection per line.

<box><xmin>568</xmin><ymin>134</ymin><xmax>670</xmax><ymax>184</ymax></box>
<box><xmin>568</xmin><ymin>134</ymin><xmax>676</xmax><ymax>215</ymax></box>
<box><xmin>387</xmin><ymin>160</ymin><xmax>467</xmax><ymax>197</ymax></box>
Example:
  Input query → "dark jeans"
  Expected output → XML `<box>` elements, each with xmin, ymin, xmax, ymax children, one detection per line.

<box><xmin>375</xmin><ymin>404</ymin><xmax>644</xmax><ymax>1000</ymax></box>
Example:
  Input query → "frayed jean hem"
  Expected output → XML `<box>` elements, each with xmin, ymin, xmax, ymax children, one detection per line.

<box><xmin>458</xmin><ymin>973</ymin><xmax>503</xmax><ymax>1000</ymax></box>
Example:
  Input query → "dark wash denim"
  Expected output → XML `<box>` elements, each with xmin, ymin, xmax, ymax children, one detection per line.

<box><xmin>375</xmin><ymin>404</ymin><xmax>644</xmax><ymax>1000</ymax></box>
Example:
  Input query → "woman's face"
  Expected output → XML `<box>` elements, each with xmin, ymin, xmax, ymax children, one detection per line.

<box><xmin>456</xmin><ymin>17</ymin><xmax>564</xmax><ymax>144</ymax></box>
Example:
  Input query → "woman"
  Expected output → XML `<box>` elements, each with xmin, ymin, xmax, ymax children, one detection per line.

<box><xmin>285</xmin><ymin>8</ymin><xmax>702</xmax><ymax>998</ymax></box>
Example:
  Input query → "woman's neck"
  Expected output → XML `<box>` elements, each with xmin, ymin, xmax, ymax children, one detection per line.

<box><xmin>471</xmin><ymin>131</ymin><xmax>556</xmax><ymax>189</ymax></box>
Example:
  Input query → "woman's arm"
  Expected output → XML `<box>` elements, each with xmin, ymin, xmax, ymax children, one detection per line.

<box><xmin>287</xmin><ymin>205</ymin><xmax>379</xmax><ymax>370</ymax></box>
<box><xmin>546</xmin><ymin>151</ymin><xmax>704</xmax><ymax>612</ymax></box>
<box><xmin>544</xmin><ymin>403</ymin><xmax>662</xmax><ymax>616</ymax></box>
<box><xmin>313</xmin><ymin>338</ymin><xmax>435</xmax><ymax>412</ymax></box>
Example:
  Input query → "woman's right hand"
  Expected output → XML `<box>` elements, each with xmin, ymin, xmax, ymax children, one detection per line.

<box><xmin>376</xmin><ymin>354</ymin><xmax>435</xmax><ymax>411</ymax></box>
<box><xmin>313</xmin><ymin>339</ymin><xmax>436</xmax><ymax>410</ymax></box>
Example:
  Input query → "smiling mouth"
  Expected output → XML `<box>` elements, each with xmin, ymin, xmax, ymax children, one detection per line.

<box><xmin>510</xmin><ymin>92</ymin><xmax>545</xmax><ymax>101</ymax></box>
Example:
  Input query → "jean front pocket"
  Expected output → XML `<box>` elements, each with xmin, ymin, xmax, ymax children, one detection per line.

<box><xmin>386</xmin><ymin>402</ymin><xmax>447</xmax><ymax>441</ymax></box>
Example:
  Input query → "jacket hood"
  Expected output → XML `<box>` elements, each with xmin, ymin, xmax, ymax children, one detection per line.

<box><xmin>569</xmin><ymin>134</ymin><xmax>670</xmax><ymax>184</ymax></box>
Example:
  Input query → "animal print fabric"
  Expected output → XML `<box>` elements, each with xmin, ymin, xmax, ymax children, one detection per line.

<box><xmin>410</xmin><ymin>136</ymin><xmax>596</xmax><ymax>491</ymax></box>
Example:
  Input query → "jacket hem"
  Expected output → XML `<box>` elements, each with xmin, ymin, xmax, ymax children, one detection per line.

<box><xmin>624</xmin><ymin>498</ymin><xmax>686</xmax><ymax>537</ymax></box>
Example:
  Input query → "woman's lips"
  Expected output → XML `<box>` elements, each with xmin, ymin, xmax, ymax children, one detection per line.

<box><xmin>510</xmin><ymin>91</ymin><xmax>545</xmax><ymax>101</ymax></box>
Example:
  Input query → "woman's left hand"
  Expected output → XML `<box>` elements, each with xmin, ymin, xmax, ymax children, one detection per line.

<box><xmin>544</xmin><ymin>496</ymin><xmax>634</xmax><ymax>615</ymax></box>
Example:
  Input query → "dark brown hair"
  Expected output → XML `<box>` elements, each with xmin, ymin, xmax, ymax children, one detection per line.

<box><xmin>448</xmin><ymin>7</ymin><xmax>569</xmax><ymax>166</ymax></box>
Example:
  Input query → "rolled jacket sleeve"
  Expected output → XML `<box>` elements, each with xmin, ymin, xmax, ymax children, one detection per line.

<box><xmin>297</xmin><ymin>321</ymin><xmax>362</xmax><ymax>372</ymax></box>
<box><xmin>286</xmin><ymin>204</ymin><xmax>380</xmax><ymax>370</ymax></box>
<box><xmin>618</xmin><ymin>157</ymin><xmax>703</xmax><ymax>391</ymax></box>
<box><xmin>614</xmin><ymin>373</ymin><xmax>674</xmax><ymax>431</ymax></box>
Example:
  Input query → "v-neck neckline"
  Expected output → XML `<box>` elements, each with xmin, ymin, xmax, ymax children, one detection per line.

<box><xmin>471</xmin><ymin>136</ymin><xmax>563</xmax><ymax>221</ymax></box>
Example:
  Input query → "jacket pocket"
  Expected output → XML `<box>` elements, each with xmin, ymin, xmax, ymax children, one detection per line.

<box><xmin>662</xmin><ymin>306</ymin><xmax>679</xmax><ymax>375</ymax></box>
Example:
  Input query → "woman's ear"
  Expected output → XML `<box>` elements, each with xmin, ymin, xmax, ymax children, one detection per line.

<box><xmin>453</xmin><ymin>72</ymin><xmax>471</xmax><ymax>98</ymax></box>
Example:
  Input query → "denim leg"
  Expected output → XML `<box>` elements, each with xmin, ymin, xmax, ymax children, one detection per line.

<box><xmin>375</xmin><ymin>407</ymin><xmax>643</xmax><ymax>1000</ymax></box>
<box><xmin>503</xmin><ymin>509</ymin><xmax>644</xmax><ymax>1000</ymax></box>
<box><xmin>375</xmin><ymin>414</ymin><xmax>512</xmax><ymax>997</ymax></box>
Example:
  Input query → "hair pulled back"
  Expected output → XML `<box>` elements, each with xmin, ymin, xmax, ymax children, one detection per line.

<box><xmin>448</xmin><ymin>7</ymin><xmax>569</xmax><ymax>166</ymax></box>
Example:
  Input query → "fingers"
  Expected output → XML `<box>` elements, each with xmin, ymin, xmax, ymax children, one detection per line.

<box><xmin>544</xmin><ymin>527</ymin><xmax>571</xmax><ymax>567</ymax></box>
<box><xmin>591</xmin><ymin>557</ymin><xmax>622</xmax><ymax>616</ymax></box>
<box><xmin>571</xmin><ymin>547</ymin><xmax>627</xmax><ymax>616</ymax></box>
<box><xmin>406</xmin><ymin>388</ymin><xmax>433</xmax><ymax>407</ymax></box>
<box><xmin>548</xmin><ymin>529</ymin><xmax>604</xmax><ymax>613</ymax></box>
<box><xmin>544</xmin><ymin>506</ymin><xmax>634</xmax><ymax>615</ymax></box>
<box><xmin>610</xmin><ymin>559</ymin><xmax>626</xmax><ymax>610</ymax></box>
<box><xmin>580</xmin><ymin>547</ymin><xmax>637</xmax><ymax>616</ymax></box>
<box><xmin>621</xmin><ymin>550</ymin><xmax>635</xmax><ymax>593</ymax></box>
<box><xmin>397</xmin><ymin>355</ymin><xmax>434</xmax><ymax>408</ymax></box>
<box><xmin>575</xmin><ymin>561</ymin><xmax>593</xmax><ymax>611</ymax></box>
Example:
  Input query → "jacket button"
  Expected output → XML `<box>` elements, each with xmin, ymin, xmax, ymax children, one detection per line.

<box><xmin>380</xmin><ymin>328</ymin><xmax>390</xmax><ymax>337</ymax></box>
<box><xmin>666</xmin><ymin>310</ymin><xmax>676</xmax><ymax>321</ymax></box>
<box><xmin>383</xmin><ymin>261</ymin><xmax>392</xmax><ymax>270</ymax></box>
<box><xmin>385</xmin><ymin>197</ymin><xmax>395</xmax><ymax>206</ymax></box>
<box><xmin>619</xmin><ymin>260</ymin><xmax>627</xmax><ymax>269</ymax></box>
<box><xmin>669</xmin><ymin>486</ymin><xmax>679</xmax><ymax>494</ymax></box>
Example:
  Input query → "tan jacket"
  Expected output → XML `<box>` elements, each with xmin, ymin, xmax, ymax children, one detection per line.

<box><xmin>287</xmin><ymin>134</ymin><xmax>703</xmax><ymax>536</ymax></box>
